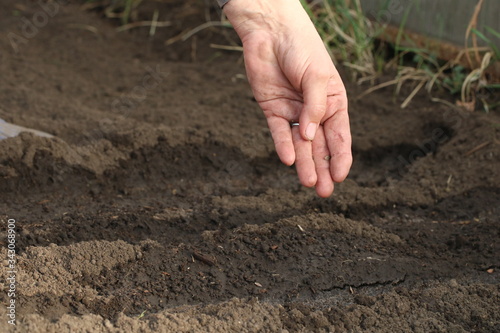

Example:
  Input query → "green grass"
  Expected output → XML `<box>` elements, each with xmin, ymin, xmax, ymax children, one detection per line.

<box><xmin>84</xmin><ymin>0</ymin><xmax>499</xmax><ymax>111</ymax></box>
<box><xmin>300</xmin><ymin>0</ymin><xmax>378</xmax><ymax>83</ymax></box>
<box><xmin>301</xmin><ymin>0</ymin><xmax>500</xmax><ymax>111</ymax></box>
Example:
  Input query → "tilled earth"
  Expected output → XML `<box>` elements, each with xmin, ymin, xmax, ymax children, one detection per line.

<box><xmin>0</xmin><ymin>1</ymin><xmax>499</xmax><ymax>332</ymax></box>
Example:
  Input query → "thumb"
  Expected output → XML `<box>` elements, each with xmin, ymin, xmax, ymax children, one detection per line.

<box><xmin>299</xmin><ymin>69</ymin><xmax>328</xmax><ymax>141</ymax></box>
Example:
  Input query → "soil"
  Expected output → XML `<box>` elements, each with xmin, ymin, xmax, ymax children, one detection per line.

<box><xmin>0</xmin><ymin>1</ymin><xmax>499</xmax><ymax>332</ymax></box>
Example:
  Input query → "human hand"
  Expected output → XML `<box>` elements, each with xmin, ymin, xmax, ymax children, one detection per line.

<box><xmin>224</xmin><ymin>0</ymin><xmax>352</xmax><ymax>197</ymax></box>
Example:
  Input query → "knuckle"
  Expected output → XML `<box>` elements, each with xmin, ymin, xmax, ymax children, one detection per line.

<box><xmin>302</xmin><ymin>104</ymin><xmax>326</xmax><ymax>119</ymax></box>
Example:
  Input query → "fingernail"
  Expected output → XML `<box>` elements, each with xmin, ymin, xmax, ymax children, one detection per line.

<box><xmin>305</xmin><ymin>122</ymin><xmax>318</xmax><ymax>141</ymax></box>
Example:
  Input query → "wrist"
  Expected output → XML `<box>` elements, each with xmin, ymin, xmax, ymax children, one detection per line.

<box><xmin>223</xmin><ymin>0</ymin><xmax>310</xmax><ymax>41</ymax></box>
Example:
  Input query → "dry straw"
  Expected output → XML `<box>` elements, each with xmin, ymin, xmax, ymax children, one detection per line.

<box><xmin>83</xmin><ymin>0</ymin><xmax>499</xmax><ymax>111</ymax></box>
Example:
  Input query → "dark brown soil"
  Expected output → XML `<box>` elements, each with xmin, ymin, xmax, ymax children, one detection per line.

<box><xmin>0</xmin><ymin>1</ymin><xmax>499</xmax><ymax>332</ymax></box>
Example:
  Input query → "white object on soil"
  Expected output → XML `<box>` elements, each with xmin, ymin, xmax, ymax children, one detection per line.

<box><xmin>0</xmin><ymin>118</ymin><xmax>54</xmax><ymax>140</ymax></box>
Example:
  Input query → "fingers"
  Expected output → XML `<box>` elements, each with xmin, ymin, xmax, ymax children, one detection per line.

<box><xmin>324</xmin><ymin>106</ymin><xmax>352</xmax><ymax>183</ymax></box>
<box><xmin>299</xmin><ymin>66</ymin><xmax>329</xmax><ymax>142</ymax></box>
<box><xmin>269</xmin><ymin>114</ymin><xmax>349</xmax><ymax>195</ymax></box>
<box><xmin>312</xmin><ymin>126</ymin><xmax>334</xmax><ymax>197</ymax></box>
<box><xmin>299</xmin><ymin>66</ymin><xmax>351</xmax><ymax>190</ymax></box>
<box><xmin>267</xmin><ymin>118</ymin><xmax>319</xmax><ymax>189</ymax></box>
<box><xmin>300</xmin><ymin>64</ymin><xmax>329</xmax><ymax>141</ymax></box>
<box><xmin>266</xmin><ymin>117</ymin><xmax>295</xmax><ymax>166</ymax></box>
<box><xmin>291</xmin><ymin>125</ymin><xmax>317</xmax><ymax>187</ymax></box>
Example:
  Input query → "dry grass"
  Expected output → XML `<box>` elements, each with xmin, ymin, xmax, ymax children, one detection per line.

<box><xmin>301</xmin><ymin>0</ymin><xmax>378</xmax><ymax>83</ymax></box>
<box><xmin>304</xmin><ymin>0</ymin><xmax>499</xmax><ymax>111</ymax></box>
<box><xmin>82</xmin><ymin>0</ymin><xmax>143</xmax><ymax>24</ymax></box>
<box><xmin>83</xmin><ymin>0</ymin><xmax>499</xmax><ymax>111</ymax></box>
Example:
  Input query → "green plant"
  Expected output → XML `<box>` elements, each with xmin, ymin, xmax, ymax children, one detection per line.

<box><xmin>443</xmin><ymin>66</ymin><xmax>467</xmax><ymax>94</ymax></box>
<box><xmin>300</xmin><ymin>0</ymin><xmax>378</xmax><ymax>82</ymax></box>
<box><xmin>472</xmin><ymin>27</ymin><xmax>500</xmax><ymax>60</ymax></box>
<box><xmin>302</xmin><ymin>0</ymin><xmax>499</xmax><ymax>111</ymax></box>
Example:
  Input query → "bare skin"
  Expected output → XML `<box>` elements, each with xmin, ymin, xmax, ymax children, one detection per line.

<box><xmin>224</xmin><ymin>0</ymin><xmax>352</xmax><ymax>197</ymax></box>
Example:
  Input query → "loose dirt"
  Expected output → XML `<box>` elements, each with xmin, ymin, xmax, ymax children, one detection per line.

<box><xmin>0</xmin><ymin>1</ymin><xmax>499</xmax><ymax>332</ymax></box>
